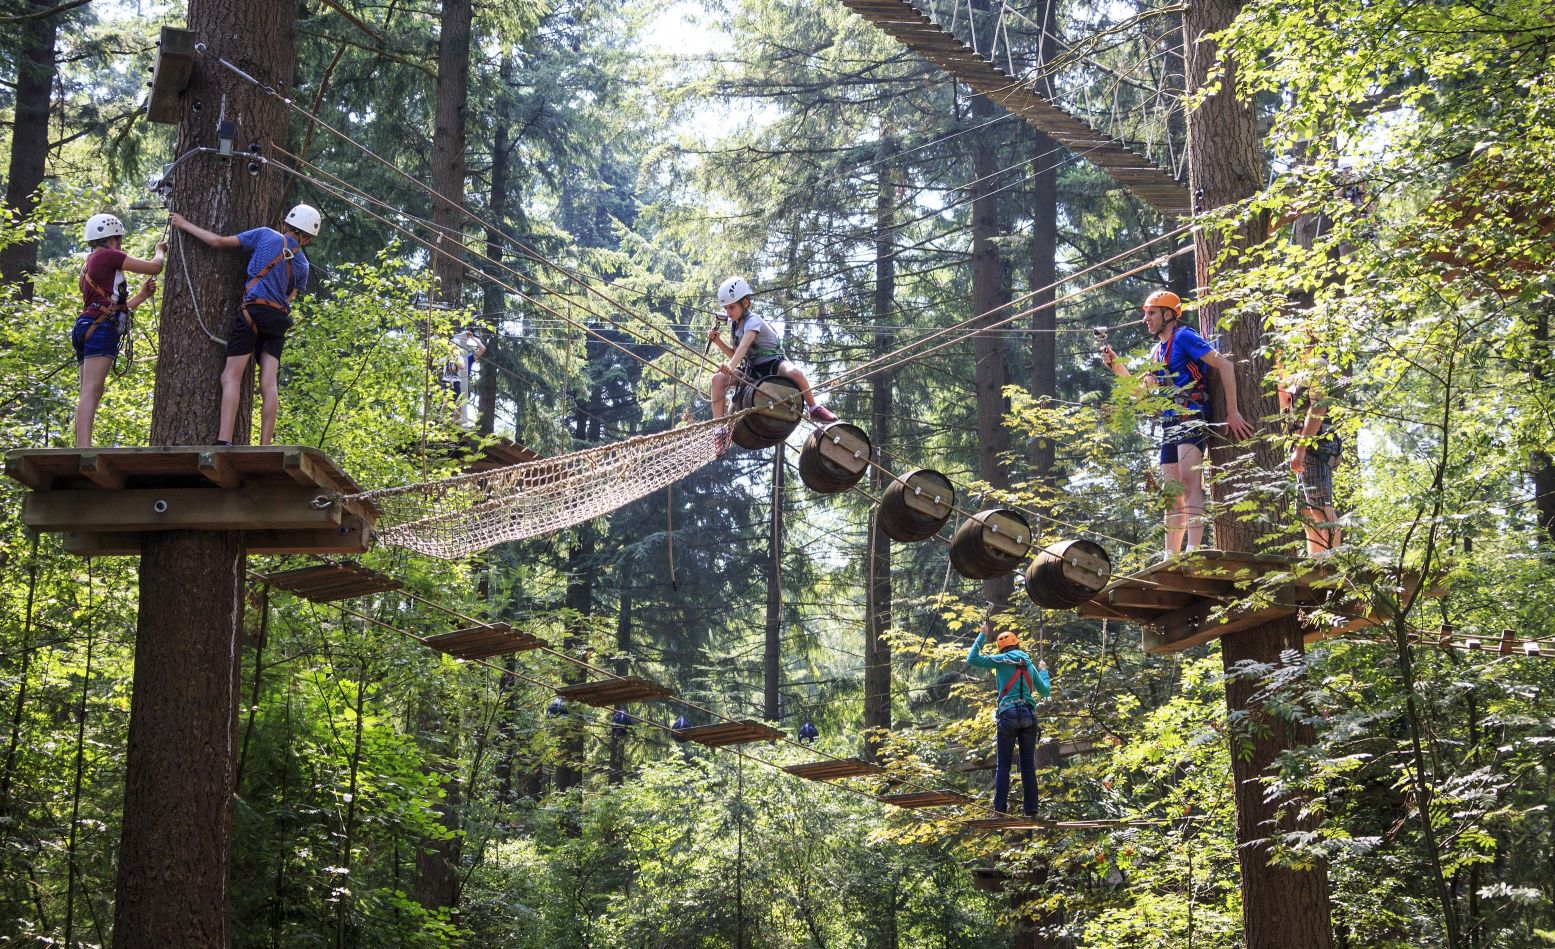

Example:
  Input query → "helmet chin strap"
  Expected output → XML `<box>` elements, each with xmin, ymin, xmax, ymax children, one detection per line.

<box><xmin>1150</xmin><ymin>309</ymin><xmax>1179</xmax><ymax>340</ymax></box>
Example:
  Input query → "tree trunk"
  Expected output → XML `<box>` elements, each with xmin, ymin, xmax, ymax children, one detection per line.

<box><xmin>114</xmin><ymin>2</ymin><xmax>296</xmax><ymax>942</ymax></box>
<box><xmin>1026</xmin><ymin>0</ymin><xmax>1061</xmax><ymax>480</ymax></box>
<box><xmin>0</xmin><ymin>0</ymin><xmax>59</xmax><ymax>298</ymax></box>
<box><xmin>865</xmin><ymin>161</ymin><xmax>895</xmax><ymax>758</ymax></box>
<box><xmin>970</xmin><ymin>84</ymin><xmax>1013</xmax><ymax>606</ymax></box>
<box><xmin>1161</xmin><ymin>14</ymin><xmax>1196</xmax><ymax>297</ymax></box>
<box><xmin>1533</xmin><ymin>301</ymin><xmax>1555</xmax><ymax>545</ymax></box>
<box><xmin>477</xmin><ymin>55</ymin><xmax>513</xmax><ymax>437</ymax></box>
<box><xmin>764</xmin><ymin>445</ymin><xmax>784</xmax><ymax>721</ymax></box>
<box><xmin>430</xmin><ymin>0</ymin><xmax>472</xmax><ymax>306</ymax></box>
<box><xmin>609</xmin><ymin>576</ymin><xmax>633</xmax><ymax>785</ymax></box>
<box><xmin>1184</xmin><ymin>0</ymin><xmax>1334</xmax><ymax>944</ymax></box>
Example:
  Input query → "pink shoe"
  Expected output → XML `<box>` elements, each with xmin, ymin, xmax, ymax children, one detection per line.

<box><xmin>713</xmin><ymin>426</ymin><xmax>732</xmax><ymax>458</ymax></box>
<box><xmin>808</xmin><ymin>405</ymin><xmax>838</xmax><ymax>423</ymax></box>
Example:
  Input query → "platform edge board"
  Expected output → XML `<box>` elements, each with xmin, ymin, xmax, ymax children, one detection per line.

<box><xmin>23</xmin><ymin>486</ymin><xmax>346</xmax><ymax>533</ymax></box>
<box><xmin>62</xmin><ymin>517</ymin><xmax>372</xmax><ymax>557</ymax></box>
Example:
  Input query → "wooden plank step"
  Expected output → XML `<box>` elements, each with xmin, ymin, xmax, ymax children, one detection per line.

<box><xmin>782</xmin><ymin>758</ymin><xmax>886</xmax><ymax>781</ymax></box>
<box><xmin>964</xmin><ymin>814</ymin><xmax>1045</xmax><ymax>830</ymax></box>
<box><xmin>555</xmin><ymin>676</ymin><xmax>672</xmax><ymax>706</ymax></box>
<box><xmin>674</xmin><ymin>720</ymin><xmax>786</xmax><ymax>747</ymax></box>
<box><xmin>879</xmin><ymin>790</ymin><xmax>974</xmax><ymax>809</ymax></box>
<box><xmin>425</xmin><ymin>623</ymin><xmax>546</xmax><ymax>661</ymax></box>
<box><xmin>258</xmin><ymin>562</ymin><xmax>402</xmax><ymax>602</ymax></box>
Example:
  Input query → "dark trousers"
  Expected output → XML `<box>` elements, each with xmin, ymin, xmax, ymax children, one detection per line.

<box><xmin>993</xmin><ymin>705</ymin><xmax>1040</xmax><ymax>815</ymax></box>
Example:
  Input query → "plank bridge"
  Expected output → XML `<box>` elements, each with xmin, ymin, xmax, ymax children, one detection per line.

<box><xmin>838</xmin><ymin>0</ymin><xmax>1190</xmax><ymax>217</ymax></box>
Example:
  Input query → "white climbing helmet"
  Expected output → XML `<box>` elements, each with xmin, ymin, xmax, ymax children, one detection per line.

<box><xmin>716</xmin><ymin>276</ymin><xmax>753</xmax><ymax>307</ymax></box>
<box><xmin>284</xmin><ymin>204</ymin><xmax>322</xmax><ymax>236</ymax></box>
<box><xmin>83</xmin><ymin>213</ymin><xmax>125</xmax><ymax>243</ymax></box>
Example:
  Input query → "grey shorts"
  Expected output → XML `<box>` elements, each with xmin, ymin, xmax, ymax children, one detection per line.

<box><xmin>1298</xmin><ymin>444</ymin><xmax>1336</xmax><ymax>508</ymax></box>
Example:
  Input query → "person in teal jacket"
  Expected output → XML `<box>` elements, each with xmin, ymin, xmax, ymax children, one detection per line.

<box><xmin>967</xmin><ymin>620</ymin><xmax>1051</xmax><ymax>816</ymax></box>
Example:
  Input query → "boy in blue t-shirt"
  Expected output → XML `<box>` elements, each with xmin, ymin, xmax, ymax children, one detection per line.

<box><xmin>170</xmin><ymin>205</ymin><xmax>321</xmax><ymax>446</ymax></box>
<box><xmin>967</xmin><ymin>620</ymin><xmax>1051</xmax><ymax>816</ymax></box>
<box><xmin>1100</xmin><ymin>290</ymin><xmax>1253</xmax><ymax>555</ymax></box>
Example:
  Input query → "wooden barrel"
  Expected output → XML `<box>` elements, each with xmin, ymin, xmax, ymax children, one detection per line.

<box><xmin>798</xmin><ymin>422</ymin><xmax>871</xmax><ymax>494</ymax></box>
<box><xmin>877</xmin><ymin>468</ymin><xmax>955</xmax><ymax>542</ymax></box>
<box><xmin>1024</xmin><ymin>539</ymin><xmax>1111</xmax><ymax>609</ymax></box>
<box><xmin>949</xmin><ymin>508</ymin><xmax>1032</xmax><ymax>580</ymax></box>
<box><xmin>731</xmin><ymin>375</ymin><xmax>803</xmax><ymax>450</ymax></box>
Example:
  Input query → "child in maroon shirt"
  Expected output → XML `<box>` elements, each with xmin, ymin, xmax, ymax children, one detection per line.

<box><xmin>73</xmin><ymin>213</ymin><xmax>165</xmax><ymax>447</ymax></box>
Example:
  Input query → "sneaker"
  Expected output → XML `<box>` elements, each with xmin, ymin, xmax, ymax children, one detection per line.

<box><xmin>808</xmin><ymin>405</ymin><xmax>838</xmax><ymax>423</ymax></box>
<box><xmin>713</xmin><ymin>426</ymin><xmax>732</xmax><ymax>458</ymax></box>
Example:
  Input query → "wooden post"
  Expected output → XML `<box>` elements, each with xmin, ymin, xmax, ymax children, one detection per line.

<box><xmin>113</xmin><ymin>0</ymin><xmax>298</xmax><ymax>941</ymax></box>
<box><xmin>146</xmin><ymin>27</ymin><xmax>196</xmax><ymax>124</ymax></box>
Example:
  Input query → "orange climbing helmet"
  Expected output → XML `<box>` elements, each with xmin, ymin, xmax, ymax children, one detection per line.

<box><xmin>1142</xmin><ymin>289</ymin><xmax>1182</xmax><ymax>316</ymax></box>
<box><xmin>995</xmin><ymin>631</ymin><xmax>1021</xmax><ymax>651</ymax></box>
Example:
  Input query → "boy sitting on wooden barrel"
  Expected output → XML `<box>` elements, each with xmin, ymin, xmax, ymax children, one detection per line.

<box><xmin>706</xmin><ymin>275</ymin><xmax>836</xmax><ymax>453</ymax></box>
<box><xmin>966</xmin><ymin>618</ymin><xmax>1050</xmax><ymax>817</ymax></box>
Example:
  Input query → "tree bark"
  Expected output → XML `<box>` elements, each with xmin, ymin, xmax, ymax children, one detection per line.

<box><xmin>1533</xmin><ymin>301</ymin><xmax>1555</xmax><ymax>545</ymax></box>
<box><xmin>477</xmin><ymin>55</ymin><xmax>513</xmax><ymax>437</ymax></box>
<box><xmin>764</xmin><ymin>445</ymin><xmax>784</xmax><ymax>721</ymax></box>
<box><xmin>114</xmin><ymin>1</ymin><xmax>296</xmax><ymax>942</ymax></box>
<box><xmin>1184</xmin><ymin>0</ymin><xmax>1334</xmax><ymax>944</ymax></box>
<box><xmin>970</xmin><ymin>84</ymin><xmax>1013</xmax><ymax>606</ymax></box>
<box><xmin>0</xmin><ymin>0</ymin><xmax>59</xmax><ymax>297</ymax></box>
<box><xmin>430</xmin><ymin>0</ymin><xmax>472</xmax><ymax>306</ymax></box>
<box><xmin>1026</xmin><ymin>0</ymin><xmax>1061</xmax><ymax>480</ymax></box>
<box><xmin>865</xmin><ymin>162</ymin><xmax>896</xmax><ymax>758</ymax></box>
<box><xmin>1161</xmin><ymin>13</ymin><xmax>1196</xmax><ymax>298</ymax></box>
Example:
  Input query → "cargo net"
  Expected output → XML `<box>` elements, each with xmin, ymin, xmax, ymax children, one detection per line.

<box><xmin>343</xmin><ymin>413</ymin><xmax>751</xmax><ymax>559</ymax></box>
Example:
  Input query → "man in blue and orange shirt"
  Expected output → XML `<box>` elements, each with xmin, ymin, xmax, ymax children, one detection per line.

<box><xmin>967</xmin><ymin>620</ymin><xmax>1050</xmax><ymax>817</ymax></box>
<box><xmin>170</xmin><ymin>204</ymin><xmax>320</xmax><ymax>446</ymax></box>
<box><xmin>1101</xmin><ymin>290</ymin><xmax>1254</xmax><ymax>555</ymax></box>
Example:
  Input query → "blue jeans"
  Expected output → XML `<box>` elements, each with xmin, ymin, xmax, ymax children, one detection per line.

<box><xmin>993</xmin><ymin>705</ymin><xmax>1040</xmax><ymax>815</ymax></box>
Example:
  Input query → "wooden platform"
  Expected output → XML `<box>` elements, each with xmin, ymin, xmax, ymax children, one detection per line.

<box><xmin>959</xmin><ymin>737</ymin><xmax>1105</xmax><ymax>773</ymax></box>
<box><xmin>555</xmin><ymin>676</ymin><xmax>672</xmax><ymax>707</ymax></box>
<box><xmin>257</xmin><ymin>562</ymin><xmax>401</xmax><ymax>602</ymax></box>
<box><xmin>446</xmin><ymin>435</ymin><xmax>538</xmax><ymax>474</ymax></box>
<box><xmin>425</xmin><ymin>623</ymin><xmax>547</xmax><ymax>661</ymax></box>
<box><xmin>782</xmin><ymin>758</ymin><xmax>886</xmax><ymax>781</ymax></box>
<box><xmin>879</xmin><ymin>789</ymin><xmax>974</xmax><ymax>809</ymax></box>
<box><xmin>5</xmin><ymin>447</ymin><xmax>376</xmax><ymax>556</ymax></box>
<box><xmin>964</xmin><ymin>814</ymin><xmax>1045</xmax><ymax>831</ymax></box>
<box><xmin>1077</xmin><ymin>550</ymin><xmax>1427</xmax><ymax>655</ymax></box>
<box><xmin>673</xmin><ymin>720</ymin><xmax>786</xmax><ymax>747</ymax></box>
<box><xmin>837</xmin><ymin>0</ymin><xmax>1189</xmax><ymax>215</ymax></box>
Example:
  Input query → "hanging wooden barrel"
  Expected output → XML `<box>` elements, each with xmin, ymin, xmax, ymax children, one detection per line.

<box><xmin>949</xmin><ymin>508</ymin><xmax>1032</xmax><ymax>580</ymax></box>
<box><xmin>731</xmin><ymin>375</ymin><xmax>803</xmax><ymax>450</ymax></box>
<box><xmin>877</xmin><ymin>468</ymin><xmax>955</xmax><ymax>542</ymax></box>
<box><xmin>1024</xmin><ymin>539</ymin><xmax>1112</xmax><ymax>609</ymax></box>
<box><xmin>798</xmin><ymin>422</ymin><xmax>871</xmax><ymax>494</ymax></box>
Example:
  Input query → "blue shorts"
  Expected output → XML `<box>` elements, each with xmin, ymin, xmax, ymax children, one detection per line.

<box><xmin>72</xmin><ymin>313</ymin><xmax>121</xmax><ymax>364</ymax></box>
<box><xmin>1159</xmin><ymin>417</ymin><xmax>1208</xmax><ymax>465</ymax></box>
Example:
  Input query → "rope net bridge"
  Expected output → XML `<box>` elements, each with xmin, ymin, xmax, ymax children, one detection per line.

<box><xmin>341</xmin><ymin>413</ymin><xmax>743</xmax><ymax>559</ymax></box>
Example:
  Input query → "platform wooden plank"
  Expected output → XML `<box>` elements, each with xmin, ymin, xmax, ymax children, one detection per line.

<box><xmin>1074</xmin><ymin>549</ymin><xmax>1437</xmax><ymax>655</ymax></box>
<box><xmin>782</xmin><ymin>758</ymin><xmax>885</xmax><ymax>781</ymax></box>
<box><xmin>62</xmin><ymin>515</ymin><xmax>372</xmax><ymax>556</ymax></box>
<box><xmin>146</xmin><ymin>26</ymin><xmax>196</xmax><ymax>124</ymax></box>
<box><xmin>25</xmin><ymin>486</ymin><xmax>344</xmax><ymax>533</ymax></box>
<box><xmin>5</xmin><ymin>447</ymin><xmax>371</xmax><ymax>509</ymax></box>
<box><xmin>674</xmin><ymin>720</ymin><xmax>786</xmax><ymax>747</ymax></box>
<box><xmin>258</xmin><ymin>562</ymin><xmax>402</xmax><ymax>602</ymax></box>
<box><xmin>425</xmin><ymin>623</ymin><xmax>546</xmax><ymax>660</ymax></box>
<box><xmin>555</xmin><ymin>676</ymin><xmax>672</xmax><ymax>706</ymax></box>
<box><xmin>879</xmin><ymin>790</ymin><xmax>974</xmax><ymax>809</ymax></box>
<box><xmin>964</xmin><ymin>815</ymin><xmax>1045</xmax><ymax>831</ymax></box>
<box><xmin>4</xmin><ymin>447</ymin><xmax>377</xmax><ymax>557</ymax></box>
